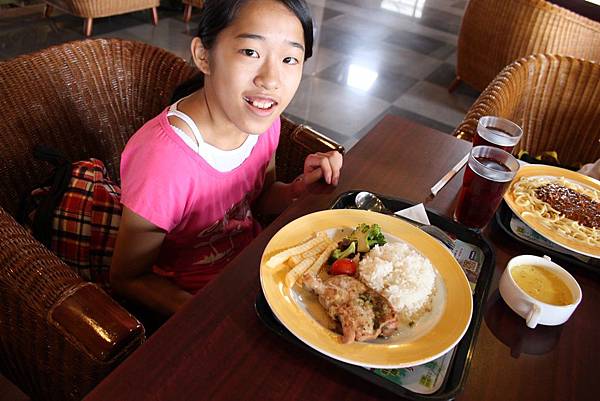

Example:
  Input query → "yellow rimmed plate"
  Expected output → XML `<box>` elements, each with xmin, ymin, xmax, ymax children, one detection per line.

<box><xmin>504</xmin><ymin>165</ymin><xmax>600</xmax><ymax>259</ymax></box>
<box><xmin>259</xmin><ymin>209</ymin><xmax>473</xmax><ymax>369</ymax></box>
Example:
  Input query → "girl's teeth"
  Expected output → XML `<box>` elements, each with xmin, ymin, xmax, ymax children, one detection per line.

<box><xmin>245</xmin><ymin>97</ymin><xmax>273</xmax><ymax>109</ymax></box>
<box><xmin>252</xmin><ymin>100</ymin><xmax>273</xmax><ymax>109</ymax></box>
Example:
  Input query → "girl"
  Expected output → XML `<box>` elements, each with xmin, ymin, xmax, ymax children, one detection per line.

<box><xmin>110</xmin><ymin>0</ymin><xmax>343</xmax><ymax>317</ymax></box>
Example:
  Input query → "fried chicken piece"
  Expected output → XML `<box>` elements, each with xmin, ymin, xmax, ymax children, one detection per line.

<box><xmin>303</xmin><ymin>274</ymin><xmax>398</xmax><ymax>344</ymax></box>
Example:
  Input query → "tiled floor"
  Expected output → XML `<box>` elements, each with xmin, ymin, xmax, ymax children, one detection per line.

<box><xmin>0</xmin><ymin>0</ymin><xmax>481</xmax><ymax>150</ymax></box>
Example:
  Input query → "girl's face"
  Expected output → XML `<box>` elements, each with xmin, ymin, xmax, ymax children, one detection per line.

<box><xmin>194</xmin><ymin>0</ymin><xmax>306</xmax><ymax>135</ymax></box>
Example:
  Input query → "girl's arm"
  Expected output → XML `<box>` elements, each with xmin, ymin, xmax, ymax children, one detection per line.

<box><xmin>110</xmin><ymin>207</ymin><xmax>192</xmax><ymax>316</ymax></box>
<box><xmin>255</xmin><ymin>151</ymin><xmax>343</xmax><ymax>215</ymax></box>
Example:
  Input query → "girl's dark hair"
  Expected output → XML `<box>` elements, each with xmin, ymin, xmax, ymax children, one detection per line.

<box><xmin>171</xmin><ymin>0</ymin><xmax>313</xmax><ymax>102</ymax></box>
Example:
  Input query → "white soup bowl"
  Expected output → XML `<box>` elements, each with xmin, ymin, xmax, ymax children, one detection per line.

<box><xmin>499</xmin><ymin>255</ymin><xmax>582</xmax><ymax>329</ymax></box>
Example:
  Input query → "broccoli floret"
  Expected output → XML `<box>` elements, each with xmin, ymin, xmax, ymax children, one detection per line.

<box><xmin>366</xmin><ymin>224</ymin><xmax>387</xmax><ymax>248</ymax></box>
<box><xmin>348</xmin><ymin>223</ymin><xmax>387</xmax><ymax>253</ymax></box>
<box><xmin>349</xmin><ymin>226</ymin><xmax>370</xmax><ymax>253</ymax></box>
<box><xmin>330</xmin><ymin>241</ymin><xmax>356</xmax><ymax>261</ymax></box>
<box><xmin>358</xmin><ymin>223</ymin><xmax>370</xmax><ymax>234</ymax></box>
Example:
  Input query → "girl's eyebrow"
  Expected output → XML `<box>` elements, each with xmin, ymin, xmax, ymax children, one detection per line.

<box><xmin>235</xmin><ymin>33</ymin><xmax>305</xmax><ymax>52</ymax></box>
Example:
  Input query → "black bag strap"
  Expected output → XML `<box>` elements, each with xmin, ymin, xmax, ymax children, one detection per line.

<box><xmin>25</xmin><ymin>145</ymin><xmax>72</xmax><ymax>247</ymax></box>
<box><xmin>33</xmin><ymin>144</ymin><xmax>70</xmax><ymax>167</ymax></box>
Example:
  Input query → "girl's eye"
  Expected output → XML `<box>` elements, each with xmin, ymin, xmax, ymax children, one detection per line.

<box><xmin>283</xmin><ymin>56</ymin><xmax>299</xmax><ymax>65</ymax></box>
<box><xmin>241</xmin><ymin>49</ymin><xmax>259</xmax><ymax>58</ymax></box>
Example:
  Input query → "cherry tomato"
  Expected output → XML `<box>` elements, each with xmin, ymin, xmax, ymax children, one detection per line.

<box><xmin>330</xmin><ymin>258</ymin><xmax>357</xmax><ymax>275</ymax></box>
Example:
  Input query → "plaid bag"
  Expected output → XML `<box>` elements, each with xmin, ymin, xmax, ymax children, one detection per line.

<box><xmin>20</xmin><ymin>146</ymin><xmax>122</xmax><ymax>290</ymax></box>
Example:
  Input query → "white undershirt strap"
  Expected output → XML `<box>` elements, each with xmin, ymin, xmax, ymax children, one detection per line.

<box><xmin>167</xmin><ymin>109</ymin><xmax>204</xmax><ymax>151</ymax></box>
<box><xmin>166</xmin><ymin>99</ymin><xmax>258</xmax><ymax>173</ymax></box>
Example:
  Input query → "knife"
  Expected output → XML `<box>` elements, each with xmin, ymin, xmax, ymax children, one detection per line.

<box><xmin>430</xmin><ymin>154</ymin><xmax>469</xmax><ymax>196</ymax></box>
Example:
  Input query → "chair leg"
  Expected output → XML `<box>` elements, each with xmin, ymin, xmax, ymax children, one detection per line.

<box><xmin>183</xmin><ymin>5</ymin><xmax>192</xmax><ymax>23</ymax></box>
<box><xmin>151</xmin><ymin>7</ymin><xmax>158</xmax><ymax>25</ymax></box>
<box><xmin>448</xmin><ymin>76</ymin><xmax>462</xmax><ymax>93</ymax></box>
<box><xmin>43</xmin><ymin>4</ymin><xmax>53</xmax><ymax>18</ymax></box>
<box><xmin>84</xmin><ymin>18</ymin><xmax>93</xmax><ymax>37</ymax></box>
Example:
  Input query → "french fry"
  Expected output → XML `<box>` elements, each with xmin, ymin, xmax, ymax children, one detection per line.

<box><xmin>289</xmin><ymin>239</ymin><xmax>332</xmax><ymax>265</ymax></box>
<box><xmin>288</xmin><ymin>254</ymin><xmax>303</xmax><ymax>267</ymax></box>
<box><xmin>285</xmin><ymin>256</ymin><xmax>316</xmax><ymax>288</ymax></box>
<box><xmin>306</xmin><ymin>242</ymin><xmax>337</xmax><ymax>277</ymax></box>
<box><xmin>265</xmin><ymin>232</ymin><xmax>327</xmax><ymax>268</ymax></box>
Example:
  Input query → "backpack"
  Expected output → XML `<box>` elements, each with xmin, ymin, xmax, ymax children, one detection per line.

<box><xmin>19</xmin><ymin>145</ymin><xmax>122</xmax><ymax>290</ymax></box>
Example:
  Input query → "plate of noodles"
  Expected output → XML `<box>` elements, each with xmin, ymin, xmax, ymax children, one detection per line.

<box><xmin>504</xmin><ymin>165</ymin><xmax>600</xmax><ymax>258</ymax></box>
<box><xmin>259</xmin><ymin>209</ymin><xmax>472</xmax><ymax>369</ymax></box>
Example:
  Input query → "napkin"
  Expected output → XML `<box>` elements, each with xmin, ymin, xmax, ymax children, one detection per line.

<box><xmin>394</xmin><ymin>203</ymin><xmax>431</xmax><ymax>226</ymax></box>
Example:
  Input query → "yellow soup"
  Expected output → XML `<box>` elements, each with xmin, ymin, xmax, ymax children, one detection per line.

<box><xmin>510</xmin><ymin>265</ymin><xmax>573</xmax><ymax>306</ymax></box>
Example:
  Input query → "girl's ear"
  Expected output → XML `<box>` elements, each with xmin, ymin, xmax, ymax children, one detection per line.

<box><xmin>191</xmin><ymin>37</ymin><xmax>210</xmax><ymax>75</ymax></box>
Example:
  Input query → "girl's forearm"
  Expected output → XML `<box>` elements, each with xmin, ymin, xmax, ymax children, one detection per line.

<box><xmin>255</xmin><ymin>175</ymin><xmax>305</xmax><ymax>216</ymax></box>
<box><xmin>111</xmin><ymin>207</ymin><xmax>191</xmax><ymax>316</ymax></box>
<box><xmin>114</xmin><ymin>274</ymin><xmax>192</xmax><ymax>317</ymax></box>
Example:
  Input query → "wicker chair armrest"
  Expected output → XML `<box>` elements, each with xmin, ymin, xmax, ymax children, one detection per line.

<box><xmin>276</xmin><ymin>116</ymin><xmax>345</xmax><ymax>183</ymax></box>
<box><xmin>0</xmin><ymin>207</ymin><xmax>144</xmax><ymax>401</ymax></box>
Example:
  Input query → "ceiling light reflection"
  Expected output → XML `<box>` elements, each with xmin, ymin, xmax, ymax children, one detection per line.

<box><xmin>381</xmin><ymin>0</ymin><xmax>426</xmax><ymax>18</ymax></box>
<box><xmin>346</xmin><ymin>64</ymin><xmax>379</xmax><ymax>91</ymax></box>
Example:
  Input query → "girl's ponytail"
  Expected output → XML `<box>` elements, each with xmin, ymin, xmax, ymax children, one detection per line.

<box><xmin>171</xmin><ymin>74</ymin><xmax>204</xmax><ymax>103</ymax></box>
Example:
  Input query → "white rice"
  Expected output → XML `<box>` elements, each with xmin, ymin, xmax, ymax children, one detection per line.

<box><xmin>358</xmin><ymin>241</ymin><xmax>436</xmax><ymax>323</ymax></box>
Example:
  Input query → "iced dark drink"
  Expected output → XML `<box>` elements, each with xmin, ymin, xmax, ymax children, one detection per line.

<box><xmin>473</xmin><ymin>116</ymin><xmax>523</xmax><ymax>153</ymax></box>
<box><xmin>454</xmin><ymin>146</ymin><xmax>520</xmax><ymax>229</ymax></box>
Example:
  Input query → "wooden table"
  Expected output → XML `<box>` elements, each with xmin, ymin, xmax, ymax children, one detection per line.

<box><xmin>85</xmin><ymin>116</ymin><xmax>599</xmax><ymax>401</ymax></box>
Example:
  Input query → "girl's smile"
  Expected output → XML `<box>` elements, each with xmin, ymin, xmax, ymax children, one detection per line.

<box><xmin>243</xmin><ymin>95</ymin><xmax>279</xmax><ymax>117</ymax></box>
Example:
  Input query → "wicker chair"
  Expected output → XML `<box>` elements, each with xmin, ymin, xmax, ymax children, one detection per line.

<box><xmin>43</xmin><ymin>0</ymin><xmax>160</xmax><ymax>36</ymax></box>
<box><xmin>453</xmin><ymin>54</ymin><xmax>600</xmax><ymax>167</ymax></box>
<box><xmin>0</xmin><ymin>38</ymin><xmax>342</xmax><ymax>401</ymax></box>
<box><xmin>183</xmin><ymin>0</ymin><xmax>204</xmax><ymax>23</ymax></box>
<box><xmin>451</xmin><ymin>0</ymin><xmax>600</xmax><ymax>93</ymax></box>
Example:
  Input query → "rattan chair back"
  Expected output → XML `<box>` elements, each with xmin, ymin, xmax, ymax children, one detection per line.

<box><xmin>45</xmin><ymin>0</ymin><xmax>159</xmax><ymax>18</ymax></box>
<box><xmin>44</xmin><ymin>1</ymin><xmax>160</xmax><ymax>36</ymax></box>
<box><xmin>0</xmin><ymin>38</ymin><xmax>196</xmax><ymax>217</ymax></box>
<box><xmin>457</xmin><ymin>0</ymin><xmax>600</xmax><ymax>91</ymax></box>
<box><xmin>454</xmin><ymin>54</ymin><xmax>600</xmax><ymax>166</ymax></box>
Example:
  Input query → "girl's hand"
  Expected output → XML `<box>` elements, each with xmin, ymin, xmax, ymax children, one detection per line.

<box><xmin>578</xmin><ymin>158</ymin><xmax>600</xmax><ymax>180</ymax></box>
<box><xmin>303</xmin><ymin>151</ymin><xmax>343</xmax><ymax>186</ymax></box>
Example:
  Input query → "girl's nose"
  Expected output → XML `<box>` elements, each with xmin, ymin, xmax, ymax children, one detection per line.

<box><xmin>254</xmin><ymin>60</ymin><xmax>281</xmax><ymax>91</ymax></box>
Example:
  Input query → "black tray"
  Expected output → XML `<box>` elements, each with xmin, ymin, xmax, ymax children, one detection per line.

<box><xmin>495</xmin><ymin>201</ymin><xmax>600</xmax><ymax>275</ymax></box>
<box><xmin>255</xmin><ymin>191</ymin><xmax>496</xmax><ymax>401</ymax></box>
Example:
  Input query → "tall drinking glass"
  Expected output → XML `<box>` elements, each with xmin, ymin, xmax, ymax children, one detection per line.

<box><xmin>454</xmin><ymin>146</ymin><xmax>520</xmax><ymax>229</ymax></box>
<box><xmin>473</xmin><ymin>116</ymin><xmax>523</xmax><ymax>153</ymax></box>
